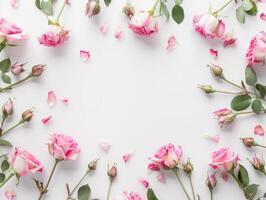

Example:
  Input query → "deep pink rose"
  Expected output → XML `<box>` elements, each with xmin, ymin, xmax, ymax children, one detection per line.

<box><xmin>48</xmin><ymin>134</ymin><xmax>80</xmax><ymax>160</ymax></box>
<box><xmin>150</xmin><ymin>143</ymin><xmax>183</xmax><ymax>169</ymax></box>
<box><xmin>11</xmin><ymin>147</ymin><xmax>43</xmax><ymax>176</ymax></box>
<box><xmin>213</xmin><ymin>108</ymin><xmax>236</xmax><ymax>127</ymax></box>
<box><xmin>210</xmin><ymin>148</ymin><xmax>240</xmax><ymax>172</ymax></box>
<box><xmin>0</xmin><ymin>18</ymin><xmax>28</xmax><ymax>44</ymax></box>
<box><xmin>39</xmin><ymin>25</ymin><xmax>69</xmax><ymax>47</ymax></box>
<box><xmin>123</xmin><ymin>191</ymin><xmax>144</xmax><ymax>200</ymax></box>
<box><xmin>128</xmin><ymin>11</ymin><xmax>158</xmax><ymax>36</ymax></box>
<box><xmin>193</xmin><ymin>14</ymin><xmax>225</xmax><ymax>39</ymax></box>
<box><xmin>246</xmin><ymin>31</ymin><xmax>266</xmax><ymax>67</ymax></box>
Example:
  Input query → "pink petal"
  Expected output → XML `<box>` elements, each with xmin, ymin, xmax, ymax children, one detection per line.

<box><xmin>47</xmin><ymin>90</ymin><xmax>56</xmax><ymax>107</ymax></box>
<box><xmin>98</xmin><ymin>142</ymin><xmax>111</xmax><ymax>153</ymax></box>
<box><xmin>61</xmin><ymin>98</ymin><xmax>69</xmax><ymax>105</ymax></box>
<box><xmin>206</xmin><ymin>134</ymin><xmax>220</xmax><ymax>143</ymax></box>
<box><xmin>115</xmin><ymin>26</ymin><xmax>123</xmax><ymax>39</ymax></box>
<box><xmin>166</xmin><ymin>35</ymin><xmax>177</xmax><ymax>51</ymax></box>
<box><xmin>10</xmin><ymin>0</ymin><xmax>19</xmax><ymax>8</ymax></box>
<box><xmin>209</xmin><ymin>48</ymin><xmax>218</xmax><ymax>58</ymax></box>
<box><xmin>157</xmin><ymin>172</ymin><xmax>166</xmax><ymax>183</ymax></box>
<box><xmin>139</xmin><ymin>179</ymin><xmax>150</xmax><ymax>188</ymax></box>
<box><xmin>260</xmin><ymin>13</ymin><xmax>266</xmax><ymax>21</ymax></box>
<box><xmin>5</xmin><ymin>190</ymin><xmax>16</xmax><ymax>200</ymax></box>
<box><xmin>41</xmin><ymin>116</ymin><xmax>52</xmax><ymax>125</ymax></box>
<box><xmin>254</xmin><ymin>125</ymin><xmax>264</xmax><ymax>136</ymax></box>
<box><xmin>100</xmin><ymin>22</ymin><xmax>109</xmax><ymax>34</ymax></box>
<box><xmin>80</xmin><ymin>50</ymin><xmax>90</xmax><ymax>62</ymax></box>
<box><xmin>66</xmin><ymin>0</ymin><xmax>71</xmax><ymax>5</ymax></box>
<box><xmin>122</xmin><ymin>153</ymin><xmax>133</xmax><ymax>163</ymax></box>
<box><xmin>221</xmin><ymin>172</ymin><xmax>229</xmax><ymax>181</ymax></box>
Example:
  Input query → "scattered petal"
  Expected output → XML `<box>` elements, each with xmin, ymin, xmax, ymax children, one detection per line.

<box><xmin>157</xmin><ymin>172</ymin><xmax>166</xmax><ymax>183</ymax></box>
<box><xmin>47</xmin><ymin>90</ymin><xmax>56</xmax><ymax>107</ymax></box>
<box><xmin>66</xmin><ymin>0</ymin><xmax>71</xmax><ymax>5</ymax></box>
<box><xmin>61</xmin><ymin>98</ymin><xmax>69</xmax><ymax>105</ymax></box>
<box><xmin>5</xmin><ymin>190</ymin><xmax>16</xmax><ymax>200</ymax></box>
<box><xmin>80</xmin><ymin>50</ymin><xmax>90</xmax><ymax>62</ymax></box>
<box><xmin>10</xmin><ymin>0</ymin><xmax>19</xmax><ymax>8</ymax></box>
<box><xmin>115</xmin><ymin>26</ymin><xmax>123</xmax><ymax>39</ymax></box>
<box><xmin>221</xmin><ymin>172</ymin><xmax>229</xmax><ymax>181</ymax></box>
<box><xmin>122</xmin><ymin>152</ymin><xmax>133</xmax><ymax>163</ymax></box>
<box><xmin>205</xmin><ymin>134</ymin><xmax>220</xmax><ymax>143</ymax></box>
<box><xmin>254</xmin><ymin>125</ymin><xmax>264</xmax><ymax>136</ymax></box>
<box><xmin>166</xmin><ymin>35</ymin><xmax>177</xmax><ymax>51</ymax></box>
<box><xmin>209</xmin><ymin>49</ymin><xmax>218</xmax><ymax>58</ymax></box>
<box><xmin>100</xmin><ymin>22</ymin><xmax>109</xmax><ymax>34</ymax></box>
<box><xmin>41</xmin><ymin>116</ymin><xmax>52</xmax><ymax>125</ymax></box>
<box><xmin>260</xmin><ymin>13</ymin><xmax>266</xmax><ymax>21</ymax></box>
<box><xmin>139</xmin><ymin>179</ymin><xmax>149</xmax><ymax>188</ymax></box>
<box><xmin>98</xmin><ymin>142</ymin><xmax>111</xmax><ymax>153</ymax></box>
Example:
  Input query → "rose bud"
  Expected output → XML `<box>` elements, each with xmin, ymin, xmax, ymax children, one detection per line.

<box><xmin>213</xmin><ymin>108</ymin><xmax>236</xmax><ymax>127</ymax></box>
<box><xmin>248</xmin><ymin>154</ymin><xmax>266</xmax><ymax>175</ymax></box>
<box><xmin>21</xmin><ymin>109</ymin><xmax>34</xmax><ymax>122</ymax></box>
<box><xmin>2</xmin><ymin>98</ymin><xmax>13</xmax><ymax>117</ymax></box>
<box><xmin>107</xmin><ymin>163</ymin><xmax>117</xmax><ymax>179</ymax></box>
<box><xmin>183</xmin><ymin>159</ymin><xmax>193</xmax><ymax>174</ymax></box>
<box><xmin>206</xmin><ymin>172</ymin><xmax>217</xmax><ymax>190</ymax></box>
<box><xmin>88</xmin><ymin>159</ymin><xmax>98</xmax><ymax>171</ymax></box>
<box><xmin>208</xmin><ymin>64</ymin><xmax>223</xmax><ymax>78</ymax></box>
<box><xmin>241</xmin><ymin>137</ymin><xmax>256</xmax><ymax>148</ymax></box>
<box><xmin>123</xmin><ymin>2</ymin><xmax>135</xmax><ymax>19</ymax></box>
<box><xmin>31</xmin><ymin>64</ymin><xmax>45</xmax><ymax>77</ymax></box>
<box><xmin>198</xmin><ymin>85</ymin><xmax>215</xmax><ymax>94</ymax></box>
<box><xmin>11</xmin><ymin>62</ymin><xmax>25</xmax><ymax>76</ymax></box>
<box><xmin>85</xmin><ymin>0</ymin><xmax>101</xmax><ymax>17</ymax></box>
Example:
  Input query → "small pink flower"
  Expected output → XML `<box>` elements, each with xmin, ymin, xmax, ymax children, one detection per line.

<box><xmin>47</xmin><ymin>90</ymin><xmax>56</xmax><ymax>107</ymax></box>
<box><xmin>222</xmin><ymin>29</ymin><xmax>237</xmax><ymax>47</ymax></box>
<box><xmin>5</xmin><ymin>190</ymin><xmax>16</xmax><ymax>200</ymax></box>
<box><xmin>80</xmin><ymin>50</ymin><xmax>90</xmax><ymax>62</ymax></box>
<box><xmin>122</xmin><ymin>152</ymin><xmax>133</xmax><ymax>163</ymax></box>
<box><xmin>123</xmin><ymin>191</ymin><xmax>144</xmax><ymax>200</ymax></box>
<box><xmin>209</xmin><ymin>49</ymin><xmax>218</xmax><ymax>58</ymax></box>
<box><xmin>115</xmin><ymin>26</ymin><xmax>123</xmax><ymax>39</ymax></box>
<box><xmin>39</xmin><ymin>25</ymin><xmax>69</xmax><ymax>47</ymax></box>
<box><xmin>260</xmin><ymin>13</ymin><xmax>266</xmax><ymax>21</ymax></box>
<box><xmin>213</xmin><ymin>108</ymin><xmax>236</xmax><ymax>127</ymax></box>
<box><xmin>210</xmin><ymin>147</ymin><xmax>240</xmax><ymax>172</ymax></box>
<box><xmin>139</xmin><ymin>179</ymin><xmax>149</xmax><ymax>188</ymax></box>
<box><xmin>100</xmin><ymin>22</ymin><xmax>109</xmax><ymax>34</ymax></box>
<box><xmin>41</xmin><ymin>115</ymin><xmax>52</xmax><ymax>125</ymax></box>
<box><xmin>2</xmin><ymin>98</ymin><xmax>13</xmax><ymax>116</ymax></box>
<box><xmin>246</xmin><ymin>31</ymin><xmax>266</xmax><ymax>67</ymax></box>
<box><xmin>128</xmin><ymin>11</ymin><xmax>158</xmax><ymax>36</ymax></box>
<box><xmin>10</xmin><ymin>0</ymin><xmax>19</xmax><ymax>8</ymax></box>
<box><xmin>11</xmin><ymin>147</ymin><xmax>43</xmax><ymax>176</ymax></box>
<box><xmin>11</xmin><ymin>62</ymin><xmax>25</xmax><ymax>76</ymax></box>
<box><xmin>48</xmin><ymin>134</ymin><xmax>80</xmax><ymax>160</ymax></box>
<box><xmin>98</xmin><ymin>142</ymin><xmax>111</xmax><ymax>153</ymax></box>
<box><xmin>206</xmin><ymin>134</ymin><xmax>220</xmax><ymax>143</ymax></box>
<box><xmin>193</xmin><ymin>14</ymin><xmax>225</xmax><ymax>39</ymax></box>
<box><xmin>157</xmin><ymin>172</ymin><xmax>166</xmax><ymax>183</ymax></box>
<box><xmin>254</xmin><ymin>125</ymin><xmax>264</xmax><ymax>136</ymax></box>
<box><xmin>0</xmin><ymin>18</ymin><xmax>28</xmax><ymax>44</ymax></box>
<box><xmin>166</xmin><ymin>35</ymin><xmax>177</xmax><ymax>51</ymax></box>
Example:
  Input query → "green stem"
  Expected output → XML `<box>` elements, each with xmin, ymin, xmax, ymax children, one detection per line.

<box><xmin>236</xmin><ymin>111</ymin><xmax>255</xmax><ymax>115</ymax></box>
<box><xmin>149</xmin><ymin>0</ymin><xmax>160</xmax><ymax>15</ymax></box>
<box><xmin>0</xmin><ymin>75</ymin><xmax>32</xmax><ymax>93</ymax></box>
<box><xmin>38</xmin><ymin>159</ymin><xmax>60</xmax><ymax>200</ymax></box>
<box><xmin>214</xmin><ymin>90</ymin><xmax>239</xmax><ymax>95</ymax></box>
<box><xmin>254</xmin><ymin>144</ymin><xmax>266</xmax><ymax>148</ymax></box>
<box><xmin>56</xmin><ymin>0</ymin><xmax>67</xmax><ymax>23</ymax></box>
<box><xmin>188</xmin><ymin>174</ymin><xmax>196</xmax><ymax>200</ymax></box>
<box><xmin>212</xmin><ymin>0</ymin><xmax>234</xmax><ymax>15</ymax></box>
<box><xmin>210</xmin><ymin>189</ymin><xmax>213</xmax><ymax>200</ymax></box>
<box><xmin>0</xmin><ymin>173</ymin><xmax>15</xmax><ymax>189</ymax></box>
<box><xmin>229</xmin><ymin>172</ymin><xmax>244</xmax><ymax>189</ymax></box>
<box><xmin>172</xmin><ymin>169</ymin><xmax>192</xmax><ymax>200</ymax></box>
<box><xmin>106</xmin><ymin>179</ymin><xmax>113</xmax><ymax>200</ymax></box>
<box><xmin>0</xmin><ymin>120</ymin><xmax>24</xmax><ymax>137</ymax></box>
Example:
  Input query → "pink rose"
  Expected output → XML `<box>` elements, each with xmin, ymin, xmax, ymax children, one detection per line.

<box><xmin>0</xmin><ymin>18</ymin><xmax>28</xmax><ymax>44</ymax></box>
<box><xmin>123</xmin><ymin>191</ymin><xmax>144</xmax><ymax>200</ymax></box>
<box><xmin>48</xmin><ymin>134</ymin><xmax>80</xmax><ymax>160</ymax></box>
<box><xmin>193</xmin><ymin>14</ymin><xmax>225</xmax><ymax>39</ymax></box>
<box><xmin>246</xmin><ymin>31</ymin><xmax>266</xmax><ymax>67</ymax></box>
<box><xmin>150</xmin><ymin>144</ymin><xmax>183</xmax><ymax>169</ymax></box>
<box><xmin>11</xmin><ymin>147</ymin><xmax>43</xmax><ymax>176</ymax></box>
<box><xmin>128</xmin><ymin>11</ymin><xmax>158</xmax><ymax>36</ymax></box>
<box><xmin>213</xmin><ymin>108</ymin><xmax>236</xmax><ymax>127</ymax></box>
<box><xmin>210</xmin><ymin>148</ymin><xmax>240</xmax><ymax>172</ymax></box>
<box><xmin>39</xmin><ymin>25</ymin><xmax>69</xmax><ymax>47</ymax></box>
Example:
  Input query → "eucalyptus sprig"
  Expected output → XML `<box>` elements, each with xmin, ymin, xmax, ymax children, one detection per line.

<box><xmin>159</xmin><ymin>0</ymin><xmax>185</xmax><ymax>24</ymax></box>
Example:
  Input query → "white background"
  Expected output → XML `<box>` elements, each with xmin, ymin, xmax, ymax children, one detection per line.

<box><xmin>0</xmin><ymin>0</ymin><xmax>266</xmax><ymax>199</ymax></box>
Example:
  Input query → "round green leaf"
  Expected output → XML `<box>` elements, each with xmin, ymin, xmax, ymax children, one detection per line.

<box><xmin>255</xmin><ymin>83</ymin><xmax>266</xmax><ymax>98</ymax></box>
<box><xmin>236</xmin><ymin>7</ymin><xmax>246</xmax><ymax>24</ymax></box>
<box><xmin>246</xmin><ymin>1</ymin><xmax>258</xmax><ymax>16</ymax></box>
<box><xmin>1</xmin><ymin>74</ymin><xmax>11</xmax><ymax>84</ymax></box>
<box><xmin>244</xmin><ymin>184</ymin><xmax>259</xmax><ymax>199</ymax></box>
<box><xmin>242</xmin><ymin>0</ymin><xmax>253</xmax><ymax>11</ymax></box>
<box><xmin>231</xmin><ymin>94</ymin><xmax>252</xmax><ymax>111</ymax></box>
<box><xmin>1</xmin><ymin>160</ymin><xmax>10</xmax><ymax>172</ymax></box>
<box><xmin>172</xmin><ymin>4</ymin><xmax>184</xmax><ymax>24</ymax></box>
<box><xmin>245</xmin><ymin>67</ymin><xmax>257</xmax><ymax>86</ymax></box>
<box><xmin>0</xmin><ymin>58</ymin><xmax>11</xmax><ymax>73</ymax></box>
<box><xmin>78</xmin><ymin>184</ymin><xmax>91</xmax><ymax>200</ymax></box>
<box><xmin>252</xmin><ymin>99</ymin><xmax>263</xmax><ymax>114</ymax></box>
<box><xmin>41</xmin><ymin>0</ymin><xmax>53</xmax><ymax>16</ymax></box>
<box><xmin>0</xmin><ymin>173</ymin><xmax>5</xmax><ymax>183</ymax></box>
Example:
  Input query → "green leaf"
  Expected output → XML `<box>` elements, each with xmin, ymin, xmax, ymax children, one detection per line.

<box><xmin>1</xmin><ymin>74</ymin><xmax>11</xmax><ymax>84</ymax></box>
<box><xmin>147</xmin><ymin>188</ymin><xmax>158</xmax><ymax>200</ymax></box>
<box><xmin>175</xmin><ymin>0</ymin><xmax>183</xmax><ymax>5</ymax></box>
<box><xmin>242</xmin><ymin>0</ymin><xmax>253</xmax><ymax>11</ymax></box>
<box><xmin>252</xmin><ymin>99</ymin><xmax>263</xmax><ymax>114</ymax></box>
<box><xmin>41</xmin><ymin>0</ymin><xmax>53</xmax><ymax>16</ymax></box>
<box><xmin>0</xmin><ymin>58</ymin><xmax>11</xmax><ymax>73</ymax></box>
<box><xmin>231</xmin><ymin>94</ymin><xmax>252</xmax><ymax>111</ymax></box>
<box><xmin>1</xmin><ymin>160</ymin><xmax>10</xmax><ymax>172</ymax></box>
<box><xmin>236</xmin><ymin>7</ymin><xmax>246</xmax><ymax>24</ymax></box>
<box><xmin>246</xmin><ymin>1</ymin><xmax>258</xmax><ymax>16</ymax></box>
<box><xmin>78</xmin><ymin>184</ymin><xmax>91</xmax><ymax>200</ymax></box>
<box><xmin>0</xmin><ymin>43</ymin><xmax>5</xmax><ymax>53</ymax></box>
<box><xmin>245</xmin><ymin>67</ymin><xmax>257</xmax><ymax>86</ymax></box>
<box><xmin>0</xmin><ymin>173</ymin><xmax>5</xmax><ymax>182</ymax></box>
<box><xmin>238</xmin><ymin>164</ymin><xmax>249</xmax><ymax>187</ymax></box>
<box><xmin>245</xmin><ymin>184</ymin><xmax>259</xmax><ymax>200</ymax></box>
<box><xmin>255</xmin><ymin>84</ymin><xmax>266</xmax><ymax>98</ymax></box>
<box><xmin>0</xmin><ymin>139</ymin><xmax>13</xmax><ymax>147</ymax></box>
<box><xmin>35</xmin><ymin>0</ymin><xmax>41</xmax><ymax>9</ymax></box>
<box><xmin>172</xmin><ymin>4</ymin><xmax>184</xmax><ymax>24</ymax></box>
<box><xmin>104</xmin><ymin>0</ymin><xmax>111</xmax><ymax>6</ymax></box>
<box><xmin>160</xmin><ymin>3</ymin><xmax>170</xmax><ymax>20</ymax></box>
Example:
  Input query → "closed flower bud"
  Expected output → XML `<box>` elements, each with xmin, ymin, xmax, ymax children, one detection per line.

<box><xmin>206</xmin><ymin>172</ymin><xmax>217</xmax><ymax>190</ymax></box>
<box><xmin>11</xmin><ymin>62</ymin><xmax>25</xmax><ymax>76</ymax></box>
<box><xmin>241</xmin><ymin>137</ymin><xmax>256</xmax><ymax>148</ymax></box>
<box><xmin>85</xmin><ymin>0</ymin><xmax>101</xmax><ymax>17</ymax></box>
<box><xmin>183</xmin><ymin>159</ymin><xmax>193</xmax><ymax>174</ymax></box>
<box><xmin>208</xmin><ymin>64</ymin><xmax>223</xmax><ymax>78</ymax></box>
<box><xmin>2</xmin><ymin>98</ymin><xmax>13</xmax><ymax>117</ymax></box>
<box><xmin>199</xmin><ymin>85</ymin><xmax>215</xmax><ymax>94</ymax></box>
<box><xmin>248</xmin><ymin>155</ymin><xmax>265</xmax><ymax>174</ymax></box>
<box><xmin>123</xmin><ymin>2</ymin><xmax>135</xmax><ymax>18</ymax></box>
<box><xmin>107</xmin><ymin>163</ymin><xmax>117</xmax><ymax>179</ymax></box>
<box><xmin>31</xmin><ymin>64</ymin><xmax>45</xmax><ymax>77</ymax></box>
<box><xmin>22</xmin><ymin>109</ymin><xmax>33</xmax><ymax>122</ymax></box>
<box><xmin>88</xmin><ymin>159</ymin><xmax>98</xmax><ymax>171</ymax></box>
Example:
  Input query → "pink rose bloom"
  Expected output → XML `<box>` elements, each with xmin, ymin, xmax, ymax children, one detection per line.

<box><xmin>213</xmin><ymin>108</ymin><xmax>236</xmax><ymax>127</ymax></box>
<box><xmin>0</xmin><ymin>18</ymin><xmax>28</xmax><ymax>44</ymax></box>
<box><xmin>128</xmin><ymin>11</ymin><xmax>158</xmax><ymax>36</ymax></box>
<box><xmin>11</xmin><ymin>147</ymin><xmax>43</xmax><ymax>176</ymax></box>
<box><xmin>193</xmin><ymin>14</ymin><xmax>225</xmax><ymax>39</ymax></box>
<box><xmin>48</xmin><ymin>134</ymin><xmax>80</xmax><ymax>160</ymax></box>
<box><xmin>210</xmin><ymin>148</ymin><xmax>240</xmax><ymax>172</ymax></box>
<box><xmin>246</xmin><ymin>31</ymin><xmax>266</xmax><ymax>67</ymax></box>
<box><xmin>150</xmin><ymin>143</ymin><xmax>183</xmax><ymax>169</ymax></box>
<box><xmin>123</xmin><ymin>191</ymin><xmax>144</xmax><ymax>200</ymax></box>
<box><xmin>39</xmin><ymin>25</ymin><xmax>69</xmax><ymax>47</ymax></box>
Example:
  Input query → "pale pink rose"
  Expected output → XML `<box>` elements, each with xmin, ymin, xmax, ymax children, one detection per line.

<box><xmin>39</xmin><ymin>25</ymin><xmax>69</xmax><ymax>47</ymax></box>
<box><xmin>11</xmin><ymin>147</ymin><xmax>43</xmax><ymax>176</ymax></box>
<box><xmin>2</xmin><ymin>98</ymin><xmax>13</xmax><ymax>116</ymax></box>
<box><xmin>47</xmin><ymin>90</ymin><xmax>56</xmax><ymax>107</ymax></box>
<box><xmin>222</xmin><ymin>29</ymin><xmax>237</xmax><ymax>47</ymax></box>
<box><xmin>246</xmin><ymin>31</ymin><xmax>266</xmax><ymax>67</ymax></box>
<box><xmin>5</xmin><ymin>190</ymin><xmax>16</xmax><ymax>200</ymax></box>
<box><xmin>80</xmin><ymin>50</ymin><xmax>90</xmax><ymax>62</ymax></box>
<box><xmin>150</xmin><ymin>143</ymin><xmax>183</xmax><ymax>169</ymax></box>
<box><xmin>254</xmin><ymin>125</ymin><xmax>264</xmax><ymax>136</ymax></box>
<box><xmin>260</xmin><ymin>13</ymin><xmax>266</xmax><ymax>21</ymax></box>
<box><xmin>193</xmin><ymin>14</ymin><xmax>225</xmax><ymax>39</ymax></box>
<box><xmin>0</xmin><ymin>18</ymin><xmax>28</xmax><ymax>43</ymax></box>
<box><xmin>209</xmin><ymin>49</ymin><xmax>218</xmax><ymax>57</ymax></box>
<box><xmin>41</xmin><ymin>115</ymin><xmax>52</xmax><ymax>125</ymax></box>
<box><xmin>123</xmin><ymin>191</ymin><xmax>144</xmax><ymax>200</ymax></box>
<box><xmin>210</xmin><ymin>148</ymin><xmax>240</xmax><ymax>172</ymax></box>
<box><xmin>128</xmin><ymin>11</ymin><xmax>158</xmax><ymax>36</ymax></box>
<box><xmin>166</xmin><ymin>35</ymin><xmax>177</xmax><ymax>51</ymax></box>
<box><xmin>213</xmin><ymin>108</ymin><xmax>236</xmax><ymax>127</ymax></box>
<box><xmin>48</xmin><ymin>134</ymin><xmax>80</xmax><ymax>160</ymax></box>
<box><xmin>11</xmin><ymin>62</ymin><xmax>25</xmax><ymax>76</ymax></box>
<box><xmin>139</xmin><ymin>179</ymin><xmax>149</xmax><ymax>188</ymax></box>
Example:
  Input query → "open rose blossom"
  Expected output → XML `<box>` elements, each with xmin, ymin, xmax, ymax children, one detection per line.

<box><xmin>48</xmin><ymin>134</ymin><xmax>80</xmax><ymax>160</ymax></box>
<box><xmin>39</xmin><ymin>25</ymin><xmax>69</xmax><ymax>47</ymax></box>
<box><xmin>128</xmin><ymin>11</ymin><xmax>158</xmax><ymax>36</ymax></box>
<box><xmin>0</xmin><ymin>18</ymin><xmax>28</xmax><ymax>44</ymax></box>
<box><xmin>123</xmin><ymin>191</ymin><xmax>144</xmax><ymax>200</ymax></box>
<box><xmin>11</xmin><ymin>147</ymin><xmax>43</xmax><ymax>176</ymax></box>
<box><xmin>246</xmin><ymin>31</ymin><xmax>266</xmax><ymax>67</ymax></box>
<box><xmin>210</xmin><ymin>148</ymin><xmax>240</xmax><ymax>172</ymax></box>
<box><xmin>149</xmin><ymin>143</ymin><xmax>183</xmax><ymax>169</ymax></box>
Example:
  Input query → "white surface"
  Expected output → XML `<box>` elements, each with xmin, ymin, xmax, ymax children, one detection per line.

<box><xmin>0</xmin><ymin>0</ymin><xmax>266</xmax><ymax>199</ymax></box>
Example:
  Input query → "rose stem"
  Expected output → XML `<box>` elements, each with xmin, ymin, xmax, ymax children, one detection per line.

<box><xmin>172</xmin><ymin>169</ymin><xmax>192</xmax><ymax>200</ymax></box>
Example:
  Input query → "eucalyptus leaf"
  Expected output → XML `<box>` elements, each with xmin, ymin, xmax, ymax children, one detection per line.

<box><xmin>1</xmin><ymin>160</ymin><xmax>10</xmax><ymax>172</ymax></box>
<box><xmin>104</xmin><ymin>0</ymin><xmax>111</xmax><ymax>6</ymax></box>
<box><xmin>246</xmin><ymin>1</ymin><xmax>258</xmax><ymax>16</ymax></box>
<box><xmin>245</xmin><ymin>67</ymin><xmax>257</xmax><ymax>86</ymax></box>
<box><xmin>175</xmin><ymin>0</ymin><xmax>183</xmax><ymax>5</ymax></box>
<box><xmin>40</xmin><ymin>0</ymin><xmax>53</xmax><ymax>16</ymax></box>
<box><xmin>160</xmin><ymin>2</ymin><xmax>170</xmax><ymax>20</ymax></box>
<box><xmin>0</xmin><ymin>58</ymin><xmax>11</xmax><ymax>73</ymax></box>
<box><xmin>0</xmin><ymin>43</ymin><xmax>5</xmax><ymax>53</ymax></box>
<box><xmin>238</xmin><ymin>164</ymin><xmax>249</xmax><ymax>187</ymax></box>
<box><xmin>245</xmin><ymin>184</ymin><xmax>259</xmax><ymax>200</ymax></box>
<box><xmin>78</xmin><ymin>184</ymin><xmax>91</xmax><ymax>200</ymax></box>
<box><xmin>252</xmin><ymin>99</ymin><xmax>263</xmax><ymax>114</ymax></box>
<box><xmin>236</xmin><ymin>7</ymin><xmax>246</xmax><ymax>23</ymax></box>
<box><xmin>1</xmin><ymin>74</ymin><xmax>11</xmax><ymax>84</ymax></box>
<box><xmin>231</xmin><ymin>94</ymin><xmax>252</xmax><ymax>111</ymax></box>
<box><xmin>242</xmin><ymin>0</ymin><xmax>253</xmax><ymax>11</ymax></box>
<box><xmin>147</xmin><ymin>188</ymin><xmax>158</xmax><ymax>200</ymax></box>
<box><xmin>255</xmin><ymin>84</ymin><xmax>266</xmax><ymax>99</ymax></box>
<box><xmin>172</xmin><ymin>4</ymin><xmax>184</xmax><ymax>24</ymax></box>
<box><xmin>0</xmin><ymin>139</ymin><xmax>13</xmax><ymax>147</ymax></box>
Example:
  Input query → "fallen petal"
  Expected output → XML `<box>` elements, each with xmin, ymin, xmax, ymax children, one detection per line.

<box><xmin>166</xmin><ymin>35</ymin><xmax>177</xmax><ymax>51</ymax></box>
<box><xmin>254</xmin><ymin>125</ymin><xmax>264</xmax><ymax>136</ymax></box>
<box><xmin>115</xmin><ymin>26</ymin><xmax>123</xmax><ymax>39</ymax></box>
<box><xmin>157</xmin><ymin>172</ymin><xmax>166</xmax><ymax>183</ymax></box>
<box><xmin>260</xmin><ymin>13</ymin><xmax>266</xmax><ymax>21</ymax></box>
<box><xmin>80</xmin><ymin>50</ymin><xmax>90</xmax><ymax>62</ymax></box>
<box><xmin>206</xmin><ymin>134</ymin><xmax>220</xmax><ymax>143</ymax></box>
<box><xmin>47</xmin><ymin>90</ymin><xmax>56</xmax><ymax>107</ymax></box>
<box><xmin>100</xmin><ymin>22</ymin><xmax>109</xmax><ymax>34</ymax></box>
<box><xmin>209</xmin><ymin>49</ymin><xmax>218</xmax><ymax>58</ymax></box>
<box><xmin>61</xmin><ymin>98</ymin><xmax>69</xmax><ymax>105</ymax></box>
<box><xmin>5</xmin><ymin>190</ymin><xmax>16</xmax><ymax>200</ymax></box>
<box><xmin>139</xmin><ymin>179</ymin><xmax>150</xmax><ymax>188</ymax></box>
<box><xmin>98</xmin><ymin>142</ymin><xmax>111</xmax><ymax>153</ymax></box>
<box><xmin>10</xmin><ymin>0</ymin><xmax>19</xmax><ymax>8</ymax></box>
<box><xmin>122</xmin><ymin>152</ymin><xmax>133</xmax><ymax>163</ymax></box>
<box><xmin>41</xmin><ymin>116</ymin><xmax>52</xmax><ymax>125</ymax></box>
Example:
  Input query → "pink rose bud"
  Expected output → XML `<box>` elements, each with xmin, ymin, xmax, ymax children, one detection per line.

<box><xmin>21</xmin><ymin>109</ymin><xmax>33</xmax><ymax>122</ymax></box>
<box><xmin>88</xmin><ymin>159</ymin><xmax>98</xmax><ymax>171</ymax></box>
<box><xmin>11</xmin><ymin>147</ymin><xmax>43</xmax><ymax>176</ymax></box>
<box><xmin>122</xmin><ymin>2</ymin><xmax>135</xmax><ymax>18</ymax></box>
<box><xmin>206</xmin><ymin>172</ymin><xmax>217</xmax><ymax>190</ymax></box>
<box><xmin>11</xmin><ymin>62</ymin><xmax>25</xmax><ymax>76</ymax></box>
<box><xmin>248</xmin><ymin>155</ymin><xmax>266</xmax><ymax>174</ymax></box>
<box><xmin>208</xmin><ymin>64</ymin><xmax>223</xmax><ymax>78</ymax></box>
<box><xmin>213</xmin><ymin>108</ymin><xmax>236</xmax><ymax>127</ymax></box>
<box><xmin>31</xmin><ymin>64</ymin><xmax>45</xmax><ymax>77</ymax></box>
<box><xmin>48</xmin><ymin>134</ymin><xmax>80</xmax><ymax>161</ymax></box>
<box><xmin>2</xmin><ymin>98</ymin><xmax>13</xmax><ymax>116</ymax></box>
<box><xmin>85</xmin><ymin>0</ymin><xmax>101</xmax><ymax>17</ymax></box>
<box><xmin>183</xmin><ymin>159</ymin><xmax>193</xmax><ymax>174</ymax></box>
<box><xmin>241</xmin><ymin>137</ymin><xmax>256</xmax><ymax>148</ymax></box>
<box><xmin>198</xmin><ymin>85</ymin><xmax>215</xmax><ymax>94</ymax></box>
<box><xmin>107</xmin><ymin>163</ymin><xmax>117</xmax><ymax>179</ymax></box>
